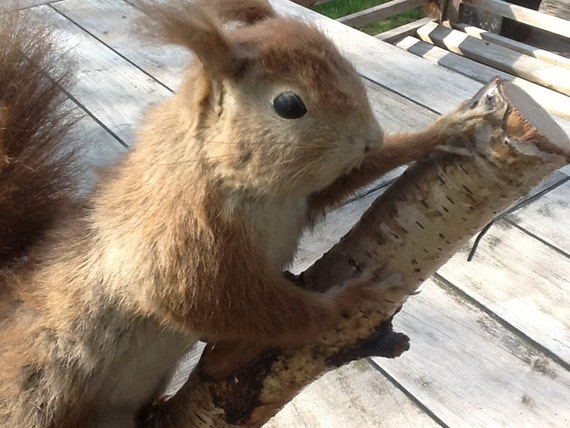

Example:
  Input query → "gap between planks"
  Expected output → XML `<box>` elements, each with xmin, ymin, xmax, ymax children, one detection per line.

<box><xmin>393</xmin><ymin>36</ymin><xmax>570</xmax><ymax>133</ymax></box>
<box><xmin>416</xmin><ymin>21</ymin><xmax>570</xmax><ymax>97</ymax></box>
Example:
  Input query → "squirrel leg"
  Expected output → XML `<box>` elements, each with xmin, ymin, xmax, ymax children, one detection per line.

<box><xmin>309</xmin><ymin>127</ymin><xmax>444</xmax><ymax>212</ymax></box>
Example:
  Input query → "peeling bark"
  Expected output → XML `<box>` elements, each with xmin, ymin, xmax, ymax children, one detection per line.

<box><xmin>142</xmin><ymin>79</ymin><xmax>570</xmax><ymax>428</ymax></box>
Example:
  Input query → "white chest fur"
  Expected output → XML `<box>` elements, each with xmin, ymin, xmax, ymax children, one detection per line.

<box><xmin>249</xmin><ymin>196</ymin><xmax>309</xmax><ymax>269</ymax></box>
<box><xmin>95</xmin><ymin>318</ymin><xmax>191</xmax><ymax>419</ymax></box>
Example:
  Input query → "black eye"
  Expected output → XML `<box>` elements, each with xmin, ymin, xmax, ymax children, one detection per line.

<box><xmin>273</xmin><ymin>92</ymin><xmax>307</xmax><ymax>119</ymax></box>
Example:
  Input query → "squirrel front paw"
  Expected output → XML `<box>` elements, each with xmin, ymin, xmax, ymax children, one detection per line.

<box><xmin>332</xmin><ymin>271</ymin><xmax>408</xmax><ymax>314</ymax></box>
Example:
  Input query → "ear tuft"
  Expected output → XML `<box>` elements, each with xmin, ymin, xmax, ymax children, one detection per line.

<box><xmin>137</xmin><ymin>0</ymin><xmax>241</xmax><ymax>78</ymax></box>
<box><xmin>214</xmin><ymin>0</ymin><xmax>277</xmax><ymax>25</ymax></box>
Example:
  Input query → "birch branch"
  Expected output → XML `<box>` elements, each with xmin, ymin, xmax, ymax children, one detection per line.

<box><xmin>143</xmin><ymin>79</ymin><xmax>570</xmax><ymax>428</ymax></box>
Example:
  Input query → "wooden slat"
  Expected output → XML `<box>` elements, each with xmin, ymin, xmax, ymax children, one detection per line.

<box><xmin>17</xmin><ymin>0</ymin><xmax>60</xmax><ymax>8</ymax></box>
<box><xmin>52</xmin><ymin>0</ymin><xmax>191</xmax><ymax>91</ymax></box>
<box><xmin>416</xmin><ymin>21</ymin><xmax>570</xmax><ymax>96</ymax></box>
<box><xmin>363</xmin><ymin>80</ymin><xmax>438</xmax><ymax>131</ymax></box>
<box><xmin>272</xmin><ymin>0</ymin><xmax>483</xmax><ymax>115</ymax></box>
<box><xmin>507</xmin><ymin>179</ymin><xmax>570</xmax><ymax>255</ymax></box>
<box><xmin>376</xmin><ymin>17</ymin><xmax>434</xmax><ymax>42</ymax></box>
<box><xmin>338</xmin><ymin>0</ymin><xmax>427</xmax><ymax>28</ymax></box>
<box><xmin>28</xmin><ymin>5</ymin><xmax>173</xmax><ymax>146</ymax></box>
<box><xmin>266</xmin><ymin>362</ymin><xmax>440</xmax><ymax>428</ymax></box>
<box><xmin>455</xmin><ymin>23</ymin><xmax>570</xmax><ymax>70</ymax></box>
<box><xmin>394</xmin><ymin>36</ymin><xmax>570</xmax><ymax>133</ymax></box>
<box><xmin>378</xmin><ymin>279</ymin><xmax>570</xmax><ymax>426</ymax></box>
<box><xmin>463</xmin><ymin>0</ymin><xmax>570</xmax><ymax>38</ymax></box>
<box><xmin>438</xmin><ymin>220</ymin><xmax>570</xmax><ymax>363</ymax></box>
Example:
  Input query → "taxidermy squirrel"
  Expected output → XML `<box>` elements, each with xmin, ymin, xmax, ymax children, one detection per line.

<box><xmin>0</xmin><ymin>0</ymin><xmax>449</xmax><ymax>426</ymax></box>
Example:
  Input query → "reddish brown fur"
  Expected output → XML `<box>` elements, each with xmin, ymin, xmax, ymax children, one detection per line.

<box><xmin>0</xmin><ymin>1</ymin><xmax>446</xmax><ymax>426</ymax></box>
<box><xmin>0</xmin><ymin>8</ymin><xmax>81</xmax><ymax>266</ymax></box>
<box><xmin>214</xmin><ymin>0</ymin><xmax>277</xmax><ymax>23</ymax></box>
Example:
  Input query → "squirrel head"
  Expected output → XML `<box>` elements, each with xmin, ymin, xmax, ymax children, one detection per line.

<box><xmin>139</xmin><ymin>0</ymin><xmax>383</xmax><ymax>197</ymax></box>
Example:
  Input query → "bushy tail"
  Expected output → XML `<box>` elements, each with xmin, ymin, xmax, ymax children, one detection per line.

<box><xmin>0</xmin><ymin>7</ymin><xmax>80</xmax><ymax>265</ymax></box>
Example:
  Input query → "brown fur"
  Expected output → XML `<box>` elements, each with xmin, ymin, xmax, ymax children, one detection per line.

<box><xmin>0</xmin><ymin>1</ymin><xmax>445</xmax><ymax>426</ymax></box>
<box><xmin>0</xmin><ymin>8</ymin><xmax>81</xmax><ymax>266</ymax></box>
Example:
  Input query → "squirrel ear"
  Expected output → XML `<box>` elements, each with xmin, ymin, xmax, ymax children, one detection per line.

<box><xmin>138</xmin><ymin>1</ymin><xmax>242</xmax><ymax>78</ymax></box>
<box><xmin>214</xmin><ymin>0</ymin><xmax>277</xmax><ymax>24</ymax></box>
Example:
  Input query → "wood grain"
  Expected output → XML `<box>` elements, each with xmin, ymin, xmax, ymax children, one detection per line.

<box><xmin>378</xmin><ymin>278</ymin><xmax>570</xmax><ymax>427</ymax></box>
<box><xmin>416</xmin><ymin>22</ymin><xmax>570</xmax><ymax>96</ymax></box>
<box><xmin>463</xmin><ymin>0</ymin><xmax>570</xmax><ymax>38</ymax></box>
<box><xmin>52</xmin><ymin>0</ymin><xmax>191</xmax><ymax>91</ymax></box>
<box><xmin>266</xmin><ymin>361</ymin><xmax>440</xmax><ymax>428</ymax></box>
<box><xmin>439</xmin><ymin>220</ymin><xmax>570</xmax><ymax>363</ymax></box>
<box><xmin>455</xmin><ymin>23</ymin><xmax>570</xmax><ymax>70</ymax></box>
<box><xmin>18</xmin><ymin>0</ymin><xmax>60</xmax><ymax>9</ymax></box>
<box><xmin>29</xmin><ymin>5</ymin><xmax>173</xmax><ymax>146</ymax></box>
<box><xmin>507</xmin><ymin>180</ymin><xmax>570</xmax><ymax>254</ymax></box>
<box><xmin>394</xmin><ymin>36</ymin><xmax>570</xmax><ymax>132</ymax></box>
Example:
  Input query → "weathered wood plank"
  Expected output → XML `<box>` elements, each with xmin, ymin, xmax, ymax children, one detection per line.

<box><xmin>463</xmin><ymin>0</ymin><xmax>570</xmax><ymax>38</ymax></box>
<box><xmin>416</xmin><ymin>21</ymin><xmax>570</xmax><ymax>96</ymax></box>
<box><xmin>394</xmin><ymin>36</ymin><xmax>570</xmax><ymax>133</ymax></box>
<box><xmin>376</xmin><ymin>17</ymin><xmax>434</xmax><ymax>42</ymax></box>
<box><xmin>29</xmin><ymin>4</ymin><xmax>173</xmax><ymax>146</ymax></box>
<box><xmin>363</xmin><ymin>80</ymin><xmax>438</xmax><ymax>131</ymax></box>
<box><xmin>455</xmin><ymin>23</ymin><xmax>570</xmax><ymax>70</ymax></box>
<box><xmin>17</xmin><ymin>0</ymin><xmax>61</xmax><ymax>8</ymax></box>
<box><xmin>266</xmin><ymin>362</ymin><xmax>440</xmax><ymax>428</ymax></box>
<box><xmin>338</xmin><ymin>0</ymin><xmax>427</xmax><ymax>28</ymax></box>
<box><xmin>271</xmin><ymin>0</ymin><xmax>483</xmax><ymax>115</ymax></box>
<box><xmin>507</xmin><ymin>179</ymin><xmax>570</xmax><ymax>254</ymax></box>
<box><xmin>52</xmin><ymin>0</ymin><xmax>190</xmax><ymax>91</ymax></box>
<box><xmin>438</xmin><ymin>220</ymin><xmax>570</xmax><ymax>363</ymax></box>
<box><xmin>378</xmin><ymin>278</ymin><xmax>570</xmax><ymax>427</ymax></box>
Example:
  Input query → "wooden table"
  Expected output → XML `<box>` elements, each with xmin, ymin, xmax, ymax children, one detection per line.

<box><xmin>20</xmin><ymin>0</ymin><xmax>570</xmax><ymax>426</ymax></box>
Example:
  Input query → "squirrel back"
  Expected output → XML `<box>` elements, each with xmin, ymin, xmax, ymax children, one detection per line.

<box><xmin>0</xmin><ymin>7</ymin><xmax>81</xmax><ymax>266</ymax></box>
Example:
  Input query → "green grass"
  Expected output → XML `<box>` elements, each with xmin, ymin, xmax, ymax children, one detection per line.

<box><xmin>314</xmin><ymin>0</ymin><xmax>424</xmax><ymax>35</ymax></box>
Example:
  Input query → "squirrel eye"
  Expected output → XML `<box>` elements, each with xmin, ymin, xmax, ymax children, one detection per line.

<box><xmin>273</xmin><ymin>92</ymin><xmax>307</xmax><ymax>119</ymax></box>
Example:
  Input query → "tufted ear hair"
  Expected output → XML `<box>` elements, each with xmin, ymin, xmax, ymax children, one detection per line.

<box><xmin>213</xmin><ymin>0</ymin><xmax>277</xmax><ymax>24</ymax></box>
<box><xmin>137</xmin><ymin>1</ymin><xmax>243</xmax><ymax>79</ymax></box>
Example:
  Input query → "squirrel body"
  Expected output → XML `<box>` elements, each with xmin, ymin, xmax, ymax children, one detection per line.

<box><xmin>0</xmin><ymin>1</ymin><xmax>445</xmax><ymax>426</ymax></box>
